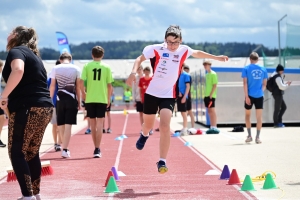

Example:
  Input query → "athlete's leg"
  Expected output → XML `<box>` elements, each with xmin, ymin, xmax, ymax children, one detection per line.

<box><xmin>208</xmin><ymin>108</ymin><xmax>217</xmax><ymax>127</ymax></box>
<box><xmin>139</xmin><ymin>112</ymin><xmax>143</xmax><ymax>126</ymax></box>
<box><xmin>107</xmin><ymin>111</ymin><xmax>111</xmax><ymax>129</ymax></box>
<box><xmin>90</xmin><ymin>118</ymin><xmax>97</xmax><ymax>147</ymax></box>
<box><xmin>187</xmin><ymin>110</ymin><xmax>195</xmax><ymax>128</ymax></box>
<box><xmin>142</xmin><ymin>114</ymin><xmax>156</xmax><ymax>136</ymax></box>
<box><xmin>52</xmin><ymin>124</ymin><xmax>58</xmax><ymax>144</ymax></box>
<box><xmin>95</xmin><ymin>117</ymin><xmax>104</xmax><ymax>148</ymax></box>
<box><xmin>62</xmin><ymin>125</ymin><xmax>72</xmax><ymax>149</ymax></box>
<box><xmin>58</xmin><ymin>125</ymin><xmax>65</xmax><ymax>146</ymax></box>
<box><xmin>159</xmin><ymin>108</ymin><xmax>172</xmax><ymax>159</ymax></box>
<box><xmin>255</xmin><ymin>109</ymin><xmax>262</xmax><ymax>131</ymax></box>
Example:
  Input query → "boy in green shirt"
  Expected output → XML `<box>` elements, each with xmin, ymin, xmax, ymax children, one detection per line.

<box><xmin>80</xmin><ymin>46</ymin><xmax>113</xmax><ymax>158</ymax></box>
<box><xmin>124</xmin><ymin>88</ymin><xmax>131</xmax><ymax>112</ymax></box>
<box><xmin>203</xmin><ymin>60</ymin><xmax>220</xmax><ymax>134</ymax></box>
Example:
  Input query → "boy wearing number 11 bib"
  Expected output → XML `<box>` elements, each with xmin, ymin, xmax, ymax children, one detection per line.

<box><xmin>80</xmin><ymin>46</ymin><xmax>114</xmax><ymax>158</ymax></box>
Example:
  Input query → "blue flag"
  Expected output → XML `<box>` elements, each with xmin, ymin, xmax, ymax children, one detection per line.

<box><xmin>55</xmin><ymin>32</ymin><xmax>71</xmax><ymax>55</ymax></box>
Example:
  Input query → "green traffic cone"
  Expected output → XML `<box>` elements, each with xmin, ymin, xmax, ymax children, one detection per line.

<box><xmin>262</xmin><ymin>173</ymin><xmax>277</xmax><ymax>189</ymax></box>
<box><xmin>104</xmin><ymin>176</ymin><xmax>120</xmax><ymax>193</ymax></box>
<box><xmin>241</xmin><ymin>175</ymin><xmax>255</xmax><ymax>191</ymax></box>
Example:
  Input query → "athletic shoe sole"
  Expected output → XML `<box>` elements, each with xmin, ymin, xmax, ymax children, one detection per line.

<box><xmin>93</xmin><ymin>154</ymin><xmax>101</xmax><ymax>158</ymax></box>
<box><xmin>158</xmin><ymin>166</ymin><xmax>168</xmax><ymax>174</ymax></box>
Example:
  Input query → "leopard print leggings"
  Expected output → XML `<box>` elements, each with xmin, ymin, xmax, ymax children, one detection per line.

<box><xmin>8</xmin><ymin>107</ymin><xmax>53</xmax><ymax>196</ymax></box>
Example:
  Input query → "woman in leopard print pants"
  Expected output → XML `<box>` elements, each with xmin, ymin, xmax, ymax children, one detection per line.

<box><xmin>1</xmin><ymin>26</ymin><xmax>54</xmax><ymax>200</ymax></box>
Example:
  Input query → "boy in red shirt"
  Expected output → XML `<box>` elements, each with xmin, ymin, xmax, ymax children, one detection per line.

<box><xmin>139</xmin><ymin>66</ymin><xmax>152</xmax><ymax>103</ymax></box>
<box><xmin>139</xmin><ymin>66</ymin><xmax>153</xmax><ymax>134</ymax></box>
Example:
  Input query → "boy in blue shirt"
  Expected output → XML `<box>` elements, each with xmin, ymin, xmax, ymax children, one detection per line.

<box><xmin>241</xmin><ymin>52</ymin><xmax>268</xmax><ymax>144</ymax></box>
<box><xmin>177</xmin><ymin>64</ymin><xmax>191</xmax><ymax>136</ymax></box>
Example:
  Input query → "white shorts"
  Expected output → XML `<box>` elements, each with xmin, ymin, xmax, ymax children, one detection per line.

<box><xmin>51</xmin><ymin>108</ymin><xmax>57</xmax><ymax>124</ymax></box>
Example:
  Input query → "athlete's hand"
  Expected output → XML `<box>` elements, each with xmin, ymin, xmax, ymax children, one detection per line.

<box><xmin>126</xmin><ymin>73</ymin><xmax>136</xmax><ymax>87</ymax></box>
<box><xmin>245</xmin><ymin>96</ymin><xmax>251</xmax><ymax>105</ymax></box>
<box><xmin>181</xmin><ymin>96</ymin><xmax>186</xmax><ymax>104</ymax></box>
<box><xmin>216</xmin><ymin>55</ymin><xmax>229</xmax><ymax>62</ymax></box>
<box><xmin>107</xmin><ymin>99</ymin><xmax>111</xmax><ymax>108</ymax></box>
<box><xmin>178</xmin><ymin>92</ymin><xmax>183</xmax><ymax>97</ymax></box>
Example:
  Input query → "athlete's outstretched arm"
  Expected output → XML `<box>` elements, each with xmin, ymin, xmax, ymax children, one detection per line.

<box><xmin>191</xmin><ymin>50</ymin><xmax>228</xmax><ymax>62</ymax></box>
<box><xmin>126</xmin><ymin>54</ymin><xmax>146</xmax><ymax>87</ymax></box>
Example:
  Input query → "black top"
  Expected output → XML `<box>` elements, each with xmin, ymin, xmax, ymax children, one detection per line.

<box><xmin>3</xmin><ymin>46</ymin><xmax>53</xmax><ymax>112</ymax></box>
<box><xmin>272</xmin><ymin>74</ymin><xmax>284</xmax><ymax>95</ymax></box>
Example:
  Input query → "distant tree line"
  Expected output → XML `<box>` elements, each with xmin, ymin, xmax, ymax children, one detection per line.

<box><xmin>0</xmin><ymin>41</ymin><xmax>290</xmax><ymax>60</ymax></box>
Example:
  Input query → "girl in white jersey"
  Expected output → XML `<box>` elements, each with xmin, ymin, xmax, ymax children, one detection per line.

<box><xmin>126</xmin><ymin>25</ymin><xmax>228</xmax><ymax>174</ymax></box>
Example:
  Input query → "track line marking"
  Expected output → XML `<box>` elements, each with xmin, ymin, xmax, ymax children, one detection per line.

<box><xmin>205</xmin><ymin>169</ymin><xmax>221</xmax><ymax>175</ymax></box>
<box><xmin>114</xmin><ymin>114</ymin><xmax>128</xmax><ymax>171</ymax></box>
<box><xmin>108</xmin><ymin>114</ymin><xmax>129</xmax><ymax>200</ymax></box>
<box><xmin>219</xmin><ymin>131</ymin><xmax>239</xmax><ymax>140</ymax></box>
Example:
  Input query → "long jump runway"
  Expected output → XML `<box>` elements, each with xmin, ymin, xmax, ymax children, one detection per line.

<box><xmin>0</xmin><ymin>113</ymin><xmax>256</xmax><ymax>200</ymax></box>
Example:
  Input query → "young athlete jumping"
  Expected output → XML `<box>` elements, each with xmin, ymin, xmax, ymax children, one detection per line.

<box><xmin>126</xmin><ymin>25</ymin><xmax>228</xmax><ymax>173</ymax></box>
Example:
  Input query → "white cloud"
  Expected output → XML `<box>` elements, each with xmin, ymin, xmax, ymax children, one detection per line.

<box><xmin>0</xmin><ymin>0</ymin><xmax>300</xmax><ymax>51</ymax></box>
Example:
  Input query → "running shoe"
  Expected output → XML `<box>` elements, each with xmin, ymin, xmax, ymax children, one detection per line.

<box><xmin>0</xmin><ymin>140</ymin><xmax>6</xmax><ymax>147</ymax></box>
<box><xmin>107</xmin><ymin>128</ymin><xmax>112</xmax><ymax>133</ymax></box>
<box><xmin>103</xmin><ymin>129</ymin><xmax>106</xmax><ymax>133</ymax></box>
<box><xmin>255</xmin><ymin>138</ymin><xmax>262</xmax><ymax>144</ymax></box>
<box><xmin>180</xmin><ymin>128</ymin><xmax>188</xmax><ymax>136</ymax></box>
<box><xmin>156</xmin><ymin>160</ymin><xmax>168</xmax><ymax>174</ymax></box>
<box><xmin>245</xmin><ymin>136</ymin><xmax>253</xmax><ymax>143</ymax></box>
<box><xmin>149</xmin><ymin>129</ymin><xmax>153</xmax><ymax>135</ymax></box>
<box><xmin>136</xmin><ymin>133</ymin><xmax>149</xmax><ymax>150</ymax></box>
<box><xmin>93</xmin><ymin>148</ymin><xmax>101</xmax><ymax>158</ymax></box>
<box><xmin>61</xmin><ymin>149</ymin><xmax>71</xmax><ymax>158</ymax></box>
<box><xmin>85</xmin><ymin>128</ymin><xmax>91</xmax><ymax>134</ymax></box>
<box><xmin>206</xmin><ymin>128</ymin><xmax>220</xmax><ymax>134</ymax></box>
<box><xmin>274</xmin><ymin>123</ymin><xmax>285</xmax><ymax>128</ymax></box>
<box><xmin>54</xmin><ymin>144</ymin><xmax>61</xmax><ymax>152</ymax></box>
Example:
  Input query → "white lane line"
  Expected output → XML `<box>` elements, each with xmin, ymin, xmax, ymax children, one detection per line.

<box><xmin>177</xmin><ymin>137</ymin><xmax>221</xmax><ymax>172</ymax></box>
<box><xmin>219</xmin><ymin>131</ymin><xmax>239</xmax><ymax>140</ymax></box>
<box><xmin>108</xmin><ymin>114</ymin><xmax>129</xmax><ymax>200</ymax></box>
<box><xmin>114</xmin><ymin>114</ymin><xmax>128</xmax><ymax>171</ymax></box>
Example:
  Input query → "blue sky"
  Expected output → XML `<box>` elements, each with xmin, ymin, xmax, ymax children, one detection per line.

<box><xmin>0</xmin><ymin>0</ymin><xmax>299</xmax><ymax>51</ymax></box>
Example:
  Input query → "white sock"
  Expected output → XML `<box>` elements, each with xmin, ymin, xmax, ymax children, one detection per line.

<box><xmin>141</xmin><ymin>131</ymin><xmax>149</xmax><ymax>137</ymax></box>
<box><xmin>159</xmin><ymin>158</ymin><xmax>166</xmax><ymax>163</ymax></box>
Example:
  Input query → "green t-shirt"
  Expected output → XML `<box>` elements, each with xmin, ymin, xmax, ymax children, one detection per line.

<box><xmin>205</xmin><ymin>70</ymin><xmax>218</xmax><ymax>98</ymax></box>
<box><xmin>81</xmin><ymin>61</ymin><xmax>114</xmax><ymax>104</ymax></box>
<box><xmin>124</xmin><ymin>91</ymin><xmax>131</xmax><ymax>101</ymax></box>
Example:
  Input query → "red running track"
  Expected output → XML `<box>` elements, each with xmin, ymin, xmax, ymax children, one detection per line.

<box><xmin>0</xmin><ymin>113</ymin><xmax>257</xmax><ymax>200</ymax></box>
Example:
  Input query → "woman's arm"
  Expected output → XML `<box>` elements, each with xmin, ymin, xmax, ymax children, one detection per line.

<box><xmin>1</xmin><ymin>59</ymin><xmax>24</xmax><ymax>98</ymax></box>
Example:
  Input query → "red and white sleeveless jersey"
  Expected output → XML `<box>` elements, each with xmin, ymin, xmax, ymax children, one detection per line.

<box><xmin>143</xmin><ymin>43</ymin><xmax>193</xmax><ymax>98</ymax></box>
